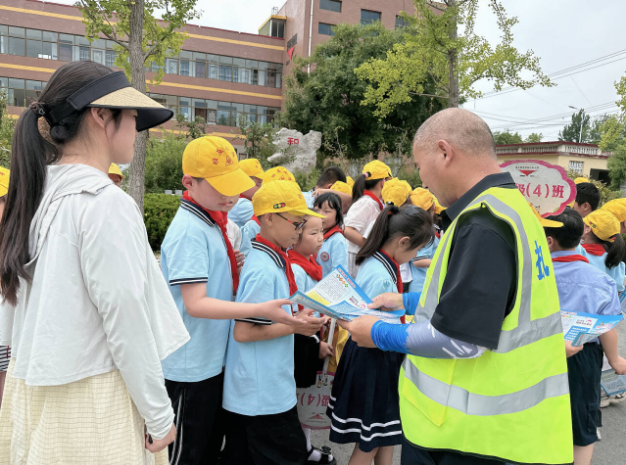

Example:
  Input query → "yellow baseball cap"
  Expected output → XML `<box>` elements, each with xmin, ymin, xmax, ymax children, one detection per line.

<box><xmin>409</xmin><ymin>187</ymin><xmax>435</xmax><ymax>211</ymax></box>
<box><xmin>529</xmin><ymin>203</ymin><xmax>563</xmax><ymax>228</ymax></box>
<box><xmin>261</xmin><ymin>166</ymin><xmax>297</xmax><ymax>185</ymax></box>
<box><xmin>253</xmin><ymin>180</ymin><xmax>325</xmax><ymax>218</ymax></box>
<box><xmin>0</xmin><ymin>167</ymin><xmax>9</xmax><ymax>198</ymax></box>
<box><xmin>182</xmin><ymin>136</ymin><xmax>254</xmax><ymax>196</ymax></box>
<box><xmin>433</xmin><ymin>196</ymin><xmax>446</xmax><ymax>215</ymax></box>
<box><xmin>382</xmin><ymin>178</ymin><xmax>411</xmax><ymax>207</ymax></box>
<box><xmin>331</xmin><ymin>181</ymin><xmax>352</xmax><ymax>196</ymax></box>
<box><xmin>346</xmin><ymin>176</ymin><xmax>355</xmax><ymax>188</ymax></box>
<box><xmin>602</xmin><ymin>199</ymin><xmax>626</xmax><ymax>223</ymax></box>
<box><xmin>362</xmin><ymin>160</ymin><xmax>392</xmax><ymax>180</ymax></box>
<box><xmin>574</xmin><ymin>177</ymin><xmax>590</xmax><ymax>184</ymax></box>
<box><xmin>584</xmin><ymin>209</ymin><xmax>620</xmax><ymax>242</ymax></box>
<box><xmin>240</xmin><ymin>158</ymin><xmax>264</xmax><ymax>178</ymax></box>
<box><xmin>108</xmin><ymin>163</ymin><xmax>124</xmax><ymax>180</ymax></box>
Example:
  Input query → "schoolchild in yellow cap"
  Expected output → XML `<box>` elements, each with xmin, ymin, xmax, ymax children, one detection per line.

<box><xmin>382</xmin><ymin>178</ymin><xmax>412</xmax><ymax>207</ymax></box>
<box><xmin>228</xmin><ymin>158</ymin><xmax>264</xmax><ymax>228</ymax></box>
<box><xmin>580</xmin><ymin>209</ymin><xmax>626</xmax><ymax>294</ymax></box>
<box><xmin>602</xmin><ymin>199</ymin><xmax>626</xmax><ymax>234</ymax></box>
<box><xmin>345</xmin><ymin>160</ymin><xmax>392</xmax><ymax>276</ymax></box>
<box><xmin>346</xmin><ymin>176</ymin><xmax>355</xmax><ymax>188</ymax></box>
<box><xmin>108</xmin><ymin>163</ymin><xmax>124</xmax><ymax>187</ymax></box>
<box><xmin>222</xmin><ymin>180</ymin><xmax>325</xmax><ymax>464</ymax></box>
<box><xmin>160</xmin><ymin>137</ymin><xmax>299</xmax><ymax>463</ymax></box>
<box><xmin>261</xmin><ymin>166</ymin><xmax>297</xmax><ymax>185</ymax></box>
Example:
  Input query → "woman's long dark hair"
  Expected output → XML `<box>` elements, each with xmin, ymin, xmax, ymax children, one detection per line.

<box><xmin>314</xmin><ymin>192</ymin><xmax>344</xmax><ymax>229</ymax></box>
<box><xmin>356</xmin><ymin>205</ymin><xmax>434</xmax><ymax>265</ymax></box>
<box><xmin>0</xmin><ymin>61</ymin><xmax>118</xmax><ymax>305</ymax></box>
<box><xmin>588</xmin><ymin>231</ymin><xmax>626</xmax><ymax>269</ymax></box>
<box><xmin>352</xmin><ymin>173</ymin><xmax>384</xmax><ymax>203</ymax></box>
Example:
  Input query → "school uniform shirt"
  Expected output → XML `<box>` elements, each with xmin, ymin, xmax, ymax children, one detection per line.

<box><xmin>316</xmin><ymin>229</ymin><xmax>349</xmax><ymax>277</ymax></box>
<box><xmin>302</xmin><ymin>190</ymin><xmax>315</xmax><ymax>209</ymax></box>
<box><xmin>400</xmin><ymin>263</ymin><xmax>413</xmax><ymax>284</ymax></box>
<box><xmin>345</xmin><ymin>196</ymin><xmax>383</xmax><ymax>256</ymax></box>
<box><xmin>240</xmin><ymin>218</ymin><xmax>261</xmax><ymax>258</ymax></box>
<box><xmin>356</xmin><ymin>252</ymin><xmax>400</xmax><ymax>298</ymax></box>
<box><xmin>228</xmin><ymin>197</ymin><xmax>254</xmax><ymax>229</ymax></box>
<box><xmin>408</xmin><ymin>236</ymin><xmax>440</xmax><ymax>294</ymax></box>
<box><xmin>581</xmin><ymin>246</ymin><xmax>626</xmax><ymax>294</ymax></box>
<box><xmin>226</xmin><ymin>218</ymin><xmax>242</xmax><ymax>250</ymax></box>
<box><xmin>223</xmin><ymin>240</ymin><xmax>298</xmax><ymax>416</ymax></box>
<box><xmin>292</xmin><ymin>263</ymin><xmax>319</xmax><ymax>293</ymax></box>
<box><xmin>160</xmin><ymin>199</ymin><xmax>234</xmax><ymax>383</ymax></box>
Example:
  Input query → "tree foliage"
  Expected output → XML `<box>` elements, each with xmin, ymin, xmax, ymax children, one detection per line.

<box><xmin>144</xmin><ymin>133</ymin><xmax>186</xmax><ymax>193</ymax></box>
<box><xmin>492</xmin><ymin>131</ymin><xmax>523</xmax><ymax>145</ymax></box>
<box><xmin>236</xmin><ymin>116</ymin><xmax>278</xmax><ymax>168</ymax></box>
<box><xmin>279</xmin><ymin>23</ymin><xmax>445</xmax><ymax>161</ymax></box>
<box><xmin>558</xmin><ymin>109</ymin><xmax>591</xmax><ymax>143</ymax></box>
<box><xmin>356</xmin><ymin>0</ymin><xmax>553</xmax><ymax>115</ymax></box>
<box><xmin>525</xmin><ymin>132</ymin><xmax>542</xmax><ymax>143</ymax></box>
<box><xmin>0</xmin><ymin>90</ymin><xmax>15</xmax><ymax>168</ymax></box>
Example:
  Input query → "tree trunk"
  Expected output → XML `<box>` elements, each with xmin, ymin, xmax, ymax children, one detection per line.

<box><xmin>447</xmin><ymin>0</ymin><xmax>460</xmax><ymax>108</ymax></box>
<box><xmin>128</xmin><ymin>0</ymin><xmax>147</xmax><ymax>213</ymax></box>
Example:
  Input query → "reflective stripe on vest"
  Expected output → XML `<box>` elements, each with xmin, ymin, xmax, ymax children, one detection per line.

<box><xmin>413</xmin><ymin>193</ymin><xmax>563</xmax><ymax>354</ymax></box>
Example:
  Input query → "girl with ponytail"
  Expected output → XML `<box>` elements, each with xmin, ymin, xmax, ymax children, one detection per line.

<box><xmin>0</xmin><ymin>61</ymin><xmax>188</xmax><ymax>463</ymax></box>
<box><xmin>581</xmin><ymin>209</ymin><xmax>626</xmax><ymax>294</ymax></box>
<box><xmin>344</xmin><ymin>160</ymin><xmax>392</xmax><ymax>277</ymax></box>
<box><xmin>327</xmin><ymin>204</ymin><xmax>434</xmax><ymax>465</ymax></box>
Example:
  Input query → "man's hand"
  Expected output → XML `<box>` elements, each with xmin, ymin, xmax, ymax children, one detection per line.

<box><xmin>257</xmin><ymin>299</ymin><xmax>304</xmax><ymax>325</ymax></box>
<box><xmin>293</xmin><ymin>309</ymin><xmax>326</xmax><ymax>336</ymax></box>
<box><xmin>145</xmin><ymin>423</ymin><xmax>176</xmax><ymax>453</ymax></box>
<box><xmin>368</xmin><ymin>293</ymin><xmax>404</xmax><ymax>312</ymax></box>
<box><xmin>235</xmin><ymin>250</ymin><xmax>245</xmax><ymax>274</ymax></box>
<box><xmin>565</xmin><ymin>341</ymin><xmax>583</xmax><ymax>358</ymax></box>
<box><xmin>338</xmin><ymin>315</ymin><xmax>381</xmax><ymax>348</ymax></box>
<box><xmin>609</xmin><ymin>355</ymin><xmax>626</xmax><ymax>375</ymax></box>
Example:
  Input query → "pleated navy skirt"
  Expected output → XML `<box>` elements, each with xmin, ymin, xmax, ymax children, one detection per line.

<box><xmin>326</xmin><ymin>337</ymin><xmax>404</xmax><ymax>452</ymax></box>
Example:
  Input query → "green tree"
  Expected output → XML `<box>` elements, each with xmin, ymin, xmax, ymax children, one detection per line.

<box><xmin>175</xmin><ymin>114</ymin><xmax>207</xmax><ymax>140</ymax></box>
<box><xmin>0</xmin><ymin>90</ymin><xmax>14</xmax><ymax>168</ymax></box>
<box><xmin>558</xmin><ymin>109</ymin><xmax>590</xmax><ymax>143</ymax></box>
<box><xmin>492</xmin><ymin>131</ymin><xmax>523</xmax><ymax>145</ymax></box>
<box><xmin>356</xmin><ymin>0</ymin><xmax>552</xmax><ymax>115</ymax></box>
<box><xmin>236</xmin><ymin>115</ymin><xmax>277</xmax><ymax>168</ymax></box>
<box><xmin>78</xmin><ymin>0</ymin><xmax>200</xmax><ymax>212</ymax></box>
<box><xmin>143</xmin><ymin>133</ymin><xmax>186</xmax><ymax>193</ymax></box>
<box><xmin>525</xmin><ymin>133</ymin><xmax>542</xmax><ymax>143</ymax></box>
<box><xmin>280</xmin><ymin>23</ymin><xmax>445</xmax><ymax>162</ymax></box>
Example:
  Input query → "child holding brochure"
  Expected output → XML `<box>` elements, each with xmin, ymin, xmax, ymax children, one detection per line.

<box><xmin>344</xmin><ymin>160</ymin><xmax>392</xmax><ymax>277</ymax></box>
<box><xmin>288</xmin><ymin>216</ymin><xmax>336</xmax><ymax>465</ymax></box>
<box><xmin>544</xmin><ymin>208</ymin><xmax>626</xmax><ymax>465</ymax></box>
<box><xmin>327</xmin><ymin>204</ymin><xmax>434</xmax><ymax>465</ymax></box>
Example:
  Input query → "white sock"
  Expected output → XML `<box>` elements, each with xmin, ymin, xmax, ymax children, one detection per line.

<box><xmin>304</xmin><ymin>427</ymin><xmax>312</xmax><ymax>451</ymax></box>
<box><xmin>303</xmin><ymin>427</ymin><xmax>334</xmax><ymax>462</ymax></box>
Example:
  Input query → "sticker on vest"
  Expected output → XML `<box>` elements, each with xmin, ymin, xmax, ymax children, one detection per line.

<box><xmin>534</xmin><ymin>240</ymin><xmax>550</xmax><ymax>280</ymax></box>
<box><xmin>320</xmin><ymin>252</ymin><xmax>330</xmax><ymax>262</ymax></box>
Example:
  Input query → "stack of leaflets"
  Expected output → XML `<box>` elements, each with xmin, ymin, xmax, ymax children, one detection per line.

<box><xmin>601</xmin><ymin>369</ymin><xmax>626</xmax><ymax>396</ymax></box>
<box><xmin>560</xmin><ymin>310</ymin><xmax>623</xmax><ymax>346</ymax></box>
<box><xmin>288</xmin><ymin>265</ymin><xmax>404</xmax><ymax>323</ymax></box>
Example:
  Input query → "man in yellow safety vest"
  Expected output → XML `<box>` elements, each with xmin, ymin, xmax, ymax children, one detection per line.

<box><xmin>340</xmin><ymin>108</ymin><xmax>573</xmax><ymax>465</ymax></box>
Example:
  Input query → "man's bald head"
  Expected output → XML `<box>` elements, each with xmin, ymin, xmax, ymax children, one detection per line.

<box><xmin>413</xmin><ymin>108</ymin><xmax>496</xmax><ymax>159</ymax></box>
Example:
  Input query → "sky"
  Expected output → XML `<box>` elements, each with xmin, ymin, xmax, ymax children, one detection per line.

<box><xmin>52</xmin><ymin>0</ymin><xmax>626</xmax><ymax>142</ymax></box>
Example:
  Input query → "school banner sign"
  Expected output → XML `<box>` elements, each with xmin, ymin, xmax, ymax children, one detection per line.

<box><xmin>500</xmin><ymin>159</ymin><xmax>576</xmax><ymax>216</ymax></box>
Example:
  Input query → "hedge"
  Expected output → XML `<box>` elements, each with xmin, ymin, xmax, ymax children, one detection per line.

<box><xmin>144</xmin><ymin>194</ymin><xmax>181</xmax><ymax>251</ymax></box>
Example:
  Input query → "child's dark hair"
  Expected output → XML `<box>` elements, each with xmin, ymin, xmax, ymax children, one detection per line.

<box><xmin>356</xmin><ymin>205</ymin><xmax>434</xmax><ymax>265</ymax></box>
<box><xmin>352</xmin><ymin>174</ymin><xmax>384</xmax><ymax>203</ymax></box>
<box><xmin>575</xmin><ymin>183</ymin><xmax>600</xmax><ymax>212</ymax></box>
<box><xmin>544</xmin><ymin>208</ymin><xmax>583</xmax><ymax>249</ymax></box>
<box><xmin>316</xmin><ymin>167</ymin><xmax>346</xmax><ymax>188</ymax></box>
<box><xmin>0</xmin><ymin>61</ymin><xmax>123</xmax><ymax>305</ymax></box>
<box><xmin>314</xmin><ymin>192</ymin><xmax>344</xmax><ymax>228</ymax></box>
<box><xmin>584</xmin><ymin>221</ymin><xmax>626</xmax><ymax>269</ymax></box>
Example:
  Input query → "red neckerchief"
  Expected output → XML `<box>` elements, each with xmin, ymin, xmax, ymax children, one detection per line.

<box><xmin>378</xmin><ymin>249</ymin><xmax>405</xmax><ymax>323</ymax></box>
<box><xmin>582</xmin><ymin>243</ymin><xmax>605</xmax><ymax>257</ymax></box>
<box><xmin>288</xmin><ymin>249</ymin><xmax>323</xmax><ymax>282</ymax></box>
<box><xmin>324</xmin><ymin>225</ymin><xmax>343</xmax><ymax>241</ymax></box>
<box><xmin>183</xmin><ymin>191</ymin><xmax>239</xmax><ymax>293</ymax></box>
<box><xmin>251</xmin><ymin>215</ymin><xmax>261</xmax><ymax>226</ymax></box>
<box><xmin>254</xmin><ymin>234</ymin><xmax>299</xmax><ymax>299</ymax></box>
<box><xmin>552</xmin><ymin>254</ymin><xmax>589</xmax><ymax>264</ymax></box>
<box><xmin>363</xmin><ymin>190</ymin><xmax>384</xmax><ymax>210</ymax></box>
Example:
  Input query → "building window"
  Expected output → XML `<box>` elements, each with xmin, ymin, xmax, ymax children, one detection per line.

<box><xmin>318</xmin><ymin>23</ymin><xmax>335</xmax><ymax>36</ymax></box>
<box><xmin>320</xmin><ymin>0</ymin><xmax>341</xmax><ymax>13</ymax></box>
<box><xmin>396</xmin><ymin>15</ymin><xmax>409</xmax><ymax>28</ymax></box>
<box><xmin>361</xmin><ymin>10</ymin><xmax>381</xmax><ymax>25</ymax></box>
<box><xmin>569</xmin><ymin>161</ymin><xmax>584</xmax><ymax>175</ymax></box>
<box><xmin>0</xmin><ymin>76</ymin><xmax>45</xmax><ymax>107</ymax></box>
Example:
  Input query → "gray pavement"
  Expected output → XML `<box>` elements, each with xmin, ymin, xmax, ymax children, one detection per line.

<box><xmin>312</xmin><ymin>322</ymin><xmax>626</xmax><ymax>465</ymax></box>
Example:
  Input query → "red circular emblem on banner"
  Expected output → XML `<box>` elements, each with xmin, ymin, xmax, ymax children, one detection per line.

<box><xmin>320</xmin><ymin>252</ymin><xmax>330</xmax><ymax>262</ymax></box>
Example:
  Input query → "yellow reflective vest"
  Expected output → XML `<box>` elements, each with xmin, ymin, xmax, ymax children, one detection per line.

<box><xmin>399</xmin><ymin>186</ymin><xmax>573</xmax><ymax>464</ymax></box>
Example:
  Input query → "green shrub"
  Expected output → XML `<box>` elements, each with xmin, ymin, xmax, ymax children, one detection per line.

<box><xmin>294</xmin><ymin>168</ymin><xmax>321</xmax><ymax>192</ymax></box>
<box><xmin>144</xmin><ymin>194</ymin><xmax>181</xmax><ymax>250</ymax></box>
<box><xmin>144</xmin><ymin>134</ymin><xmax>187</xmax><ymax>194</ymax></box>
<box><xmin>396</xmin><ymin>166</ymin><xmax>422</xmax><ymax>189</ymax></box>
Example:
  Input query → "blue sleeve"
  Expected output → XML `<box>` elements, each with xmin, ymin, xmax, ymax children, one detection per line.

<box><xmin>235</xmin><ymin>269</ymin><xmax>277</xmax><ymax>325</ymax></box>
<box><xmin>598</xmin><ymin>277</ymin><xmax>623</xmax><ymax>316</ymax></box>
<box><xmin>164</xmin><ymin>234</ymin><xmax>209</xmax><ymax>285</ymax></box>
<box><xmin>402</xmin><ymin>292</ymin><xmax>421</xmax><ymax>316</ymax></box>
<box><xmin>331</xmin><ymin>236</ymin><xmax>349</xmax><ymax>272</ymax></box>
<box><xmin>240</xmin><ymin>222</ymin><xmax>255</xmax><ymax>258</ymax></box>
<box><xmin>292</xmin><ymin>264</ymin><xmax>308</xmax><ymax>293</ymax></box>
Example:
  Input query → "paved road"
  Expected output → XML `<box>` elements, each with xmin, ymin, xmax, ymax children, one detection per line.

<box><xmin>312</xmin><ymin>323</ymin><xmax>626</xmax><ymax>464</ymax></box>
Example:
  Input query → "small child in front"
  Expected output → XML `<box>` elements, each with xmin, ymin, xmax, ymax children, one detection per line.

<box><xmin>544</xmin><ymin>207</ymin><xmax>626</xmax><ymax>465</ymax></box>
<box><xmin>222</xmin><ymin>180</ymin><xmax>327</xmax><ymax>465</ymax></box>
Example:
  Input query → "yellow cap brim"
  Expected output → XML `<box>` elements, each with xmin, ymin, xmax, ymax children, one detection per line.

<box><xmin>540</xmin><ymin>218</ymin><xmax>563</xmax><ymax>228</ymax></box>
<box><xmin>289</xmin><ymin>207</ymin><xmax>326</xmax><ymax>219</ymax></box>
<box><xmin>206</xmin><ymin>167</ymin><xmax>255</xmax><ymax>196</ymax></box>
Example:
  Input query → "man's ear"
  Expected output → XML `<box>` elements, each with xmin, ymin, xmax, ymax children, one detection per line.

<box><xmin>437</xmin><ymin>140</ymin><xmax>455</xmax><ymax>167</ymax></box>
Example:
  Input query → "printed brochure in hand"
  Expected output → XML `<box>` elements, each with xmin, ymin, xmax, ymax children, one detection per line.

<box><xmin>601</xmin><ymin>369</ymin><xmax>626</xmax><ymax>396</ymax></box>
<box><xmin>560</xmin><ymin>310</ymin><xmax>623</xmax><ymax>347</ymax></box>
<box><xmin>288</xmin><ymin>265</ymin><xmax>404</xmax><ymax>323</ymax></box>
